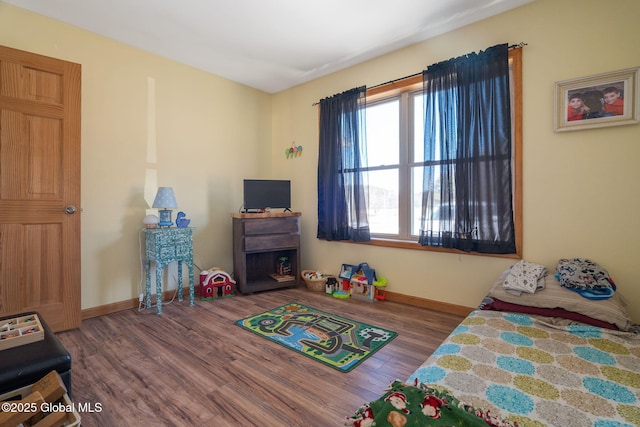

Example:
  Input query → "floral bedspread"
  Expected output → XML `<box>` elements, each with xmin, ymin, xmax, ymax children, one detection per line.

<box><xmin>407</xmin><ymin>310</ymin><xmax>640</xmax><ymax>427</ymax></box>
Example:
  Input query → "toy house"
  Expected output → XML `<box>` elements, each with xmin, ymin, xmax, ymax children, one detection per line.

<box><xmin>199</xmin><ymin>269</ymin><xmax>235</xmax><ymax>300</ymax></box>
<box><xmin>340</xmin><ymin>263</ymin><xmax>377</xmax><ymax>301</ymax></box>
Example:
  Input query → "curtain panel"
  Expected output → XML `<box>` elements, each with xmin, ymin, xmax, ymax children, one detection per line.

<box><xmin>419</xmin><ymin>43</ymin><xmax>516</xmax><ymax>254</ymax></box>
<box><xmin>317</xmin><ymin>87</ymin><xmax>371</xmax><ymax>242</ymax></box>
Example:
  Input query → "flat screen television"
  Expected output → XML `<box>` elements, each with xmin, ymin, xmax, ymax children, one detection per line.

<box><xmin>243</xmin><ymin>179</ymin><xmax>291</xmax><ymax>212</ymax></box>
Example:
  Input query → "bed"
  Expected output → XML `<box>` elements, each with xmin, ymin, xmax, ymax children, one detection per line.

<box><xmin>346</xmin><ymin>262</ymin><xmax>640</xmax><ymax>427</ymax></box>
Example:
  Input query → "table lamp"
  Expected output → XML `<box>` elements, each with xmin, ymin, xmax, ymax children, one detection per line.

<box><xmin>152</xmin><ymin>187</ymin><xmax>178</xmax><ymax>227</ymax></box>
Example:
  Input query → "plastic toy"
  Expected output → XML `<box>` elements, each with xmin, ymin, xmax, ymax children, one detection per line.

<box><xmin>332</xmin><ymin>291</ymin><xmax>350</xmax><ymax>299</ymax></box>
<box><xmin>339</xmin><ymin>264</ymin><xmax>356</xmax><ymax>280</ymax></box>
<box><xmin>325</xmin><ymin>276</ymin><xmax>338</xmax><ymax>295</ymax></box>
<box><xmin>373</xmin><ymin>276</ymin><xmax>388</xmax><ymax>301</ymax></box>
<box><xmin>199</xmin><ymin>268</ymin><xmax>235</xmax><ymax>300</ymax></box>
<box><xmin>349</xmin><ymin>262</ymin><xmax>377</xmax><ymax>301</ymax></box>
<box><xmin>335</xmin><ymin>262</ymin><xmax>383</xmax><ymax>302</ymax></box>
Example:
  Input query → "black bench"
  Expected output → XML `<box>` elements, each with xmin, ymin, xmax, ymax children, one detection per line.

<box><xmin>0</xmin><ymin>312</ymin><xmax>72</xmax><ymax>397</ymax></box>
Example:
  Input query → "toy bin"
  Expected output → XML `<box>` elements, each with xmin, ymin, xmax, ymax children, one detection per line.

<box><xmin>301</xmin><ymin>270</ymin><xmax>327</xmax><ymax>292</ymax></box>
<box><xmin>0</xmin><ymin>370</ymin><xmax>80</xmax><ymax>427</ymax></box>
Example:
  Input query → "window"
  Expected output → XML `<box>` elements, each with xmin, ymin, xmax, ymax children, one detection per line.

<box><xmin>365</xmin><ymin>89</ymin><xmax>425</xmax><ymax>238</ymax></box>
<box><xmin>363</xmin><ymin>48</ymin><xmax>522</xmax><ymax>257</ymax></box>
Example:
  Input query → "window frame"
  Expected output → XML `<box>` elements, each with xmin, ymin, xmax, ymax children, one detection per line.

<box><xmin>357</xmin><ymin>48</ymin><xmax>523</xmax><ymax>259</ymax></box>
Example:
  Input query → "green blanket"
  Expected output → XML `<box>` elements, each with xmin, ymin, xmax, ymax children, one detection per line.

<box><xmin>346</xmin><ymin>380</ymin><xmax>518</xmax><ymax>427</ymax></box>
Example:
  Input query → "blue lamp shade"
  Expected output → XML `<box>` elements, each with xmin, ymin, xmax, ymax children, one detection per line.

<box><xmin>152</xmin><ymin>187</ymin><xmax>178</xmax><ymax>227</ymax></box>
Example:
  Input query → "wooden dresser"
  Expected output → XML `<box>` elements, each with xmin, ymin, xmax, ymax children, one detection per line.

<box><xmin>232</xmin><ymin>212</ymin><xmax>301</xmax><ymax>294</ymax></box>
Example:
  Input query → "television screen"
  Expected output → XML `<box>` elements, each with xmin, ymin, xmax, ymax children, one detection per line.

<box><xmin>243</xmin><ymin>179</ymin><xmax>291</xmax><ymax>211</ymax></box>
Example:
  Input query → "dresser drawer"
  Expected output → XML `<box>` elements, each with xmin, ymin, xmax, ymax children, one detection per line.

<box><xmin>244</xmin><ymin>233</ymin><xmax>300</xmax><ymax>252</ymax></box>
<box><xmin>243</xmin><ymin>217</ymin><xmax>298</xmax><ymax>235</ymax></box>
<box><xmin>145</xmin><ymin>228</ymin><xmax>192</xmax><ymax>261</ymax></box>
<box><xmin>158</xmin><ymin>245</ymin><xmax>177</xmax><ymax>259</ymax></box>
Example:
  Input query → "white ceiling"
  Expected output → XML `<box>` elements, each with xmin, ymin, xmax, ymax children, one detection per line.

<box><xmin>4</xmin><ymin>0</ymin><xmax>533</xmax><ymax>93</ymax></box>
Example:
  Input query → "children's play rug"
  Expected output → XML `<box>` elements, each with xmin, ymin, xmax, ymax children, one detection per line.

<box><xmin>235</xmin><ymin>302</ymin><xmax>397</xmax><ymax>372</ymax></box>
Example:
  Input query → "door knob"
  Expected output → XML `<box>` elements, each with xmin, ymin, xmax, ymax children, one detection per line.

<box><xmin>64</xmin><ymin>205</ymin><xmax>77</xmax><ymax>214</ymax></box>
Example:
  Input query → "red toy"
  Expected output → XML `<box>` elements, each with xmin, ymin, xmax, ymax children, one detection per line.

<box><xmin>199</xmin><ymin>268</ymin><xmax>235</xmax><ymax>300</ymax></box>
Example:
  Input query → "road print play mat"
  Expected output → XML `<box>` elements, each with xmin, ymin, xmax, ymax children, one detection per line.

<box><xmin>236</xmin><ymin>302</ymin><xmax>397</xmax><ymax>372</ymax></box>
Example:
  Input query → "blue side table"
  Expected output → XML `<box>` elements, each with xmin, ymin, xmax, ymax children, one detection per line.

<box><xmin>144</xmin><ymin>227</ymin><xmax>195</xmax><ymax>314</ymax></box>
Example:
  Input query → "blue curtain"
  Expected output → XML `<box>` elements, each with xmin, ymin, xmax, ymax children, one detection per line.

<box><xmin>419</xmin><ymin>44</ymin><xmax>516</xmax><ymax>254</ymax></box>
<box><xmin>317</xmin><ymin>87</ymin><xmax>370</xmax><ymax>242</ymax></box>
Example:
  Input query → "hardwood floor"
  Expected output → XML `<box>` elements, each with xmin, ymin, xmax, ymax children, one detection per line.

<box><xmin>57</xmin><ymin>287</ymin><xmax>464</xmax><ymax>426</ymax></box>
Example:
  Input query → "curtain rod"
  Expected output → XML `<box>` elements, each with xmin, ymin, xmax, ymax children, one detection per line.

<box><xmin>312</xmin><ymin>42</ymin><xmax>527</xmax><ymax>106</ymax></box>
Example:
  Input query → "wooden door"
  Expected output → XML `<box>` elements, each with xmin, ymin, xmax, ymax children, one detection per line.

<box><xmin>0</xmin><ymin>45</ymin><xmax>81</xmax><ymax>332</ymax></box>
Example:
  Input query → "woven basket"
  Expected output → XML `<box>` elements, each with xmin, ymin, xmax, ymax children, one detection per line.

<box><xmin>302</xmin><ymin>270</ymin><xmax>327</xmax><ymax>292</ymax></box>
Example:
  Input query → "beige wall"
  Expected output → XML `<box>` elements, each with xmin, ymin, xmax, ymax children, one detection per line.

<box><xmin>0</xmin><ymin>3</ymin><xmax>272</xmax><ymax>309</ymax></box>
<box><xmin>272</xmin><ymin>0</ymin><xmax>640</xmax><ymax>322</ymax></box>
<box><xmin>2</xmin><ymin>0</ymin><xmax>639</xmax><ymax>322</ymax></box>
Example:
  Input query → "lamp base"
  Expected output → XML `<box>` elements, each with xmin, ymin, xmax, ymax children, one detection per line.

<box><xmin>158</xmin><ymin>209</ymin><xmax>173</xmax><ymax>227</ymax></box>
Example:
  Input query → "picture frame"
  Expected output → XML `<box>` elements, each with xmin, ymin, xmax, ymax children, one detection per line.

<box><xmin>554</xmin><ymin>66</ymin><xmax>639</xmax><ymax>132</ymax></box>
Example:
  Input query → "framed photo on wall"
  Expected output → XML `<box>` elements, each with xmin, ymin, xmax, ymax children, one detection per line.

<box><xmin>554</xmin><ymin>66</ymin><xmax>639</xmax><ymax>132</ymax></box>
